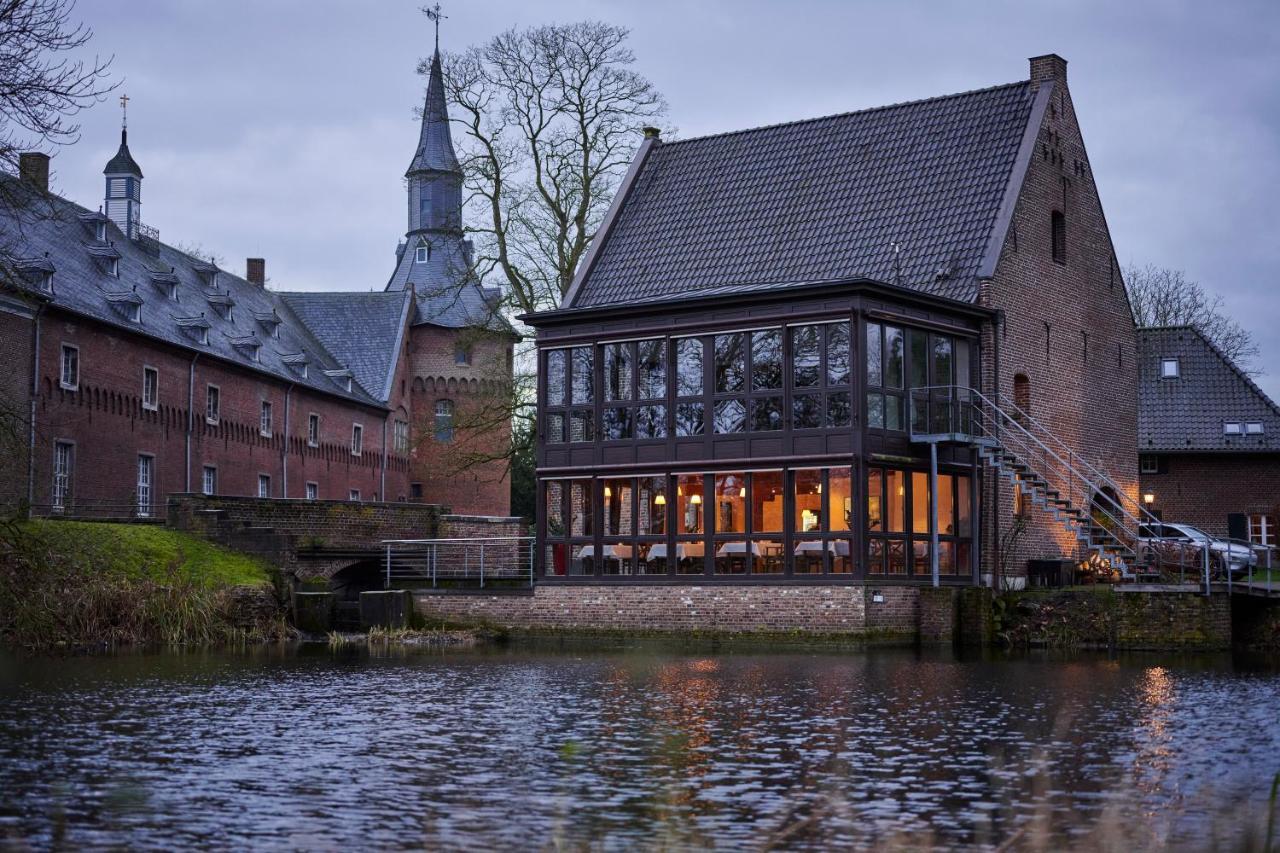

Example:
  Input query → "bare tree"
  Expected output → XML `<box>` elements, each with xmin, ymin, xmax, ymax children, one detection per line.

<box><xmin>437</xmin><ymin>20</ymin><xmax>667</xmax><ymax>314</ymax></box>
<box><xmin>1125</xmin><ymin>263</ymin><xmax>1261</xmax><ymax>374</ymax></box>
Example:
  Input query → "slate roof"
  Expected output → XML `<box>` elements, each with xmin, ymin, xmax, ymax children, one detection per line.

<box><xmin>568</xmin><ymin>81</ymin><xmax>1038</xmax><ymax>309</ymax></box>
<box><xmin>407</xmin><ymin>52</ymin><xmax>460</xmax><ymax>175</ymax></box>
<box><xmin>280</xmin><ymin>290</ymin><xmax>412</xmax><ymax>402</ymax></box>
<box><xmin>0</xmin><ymin>177</ymin><xmax>389</xmax><ymax>407</ymax></box>
<box><xmin>104</xmin><ymin>130</ymin><xmax>143</xmax><ymax>177</ymax></box>
<box><xmin>1138</xmin><ymin>326</ymin><xmax>1280</xmax><ymax>453</ymax></box>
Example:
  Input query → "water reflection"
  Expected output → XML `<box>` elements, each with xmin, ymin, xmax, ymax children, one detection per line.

<box><xmin>0</xmin><ymin>645</ymin><xmax>1277</xmax><ymax>850</ymax></box>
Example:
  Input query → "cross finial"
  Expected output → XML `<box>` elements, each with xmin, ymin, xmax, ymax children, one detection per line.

<box><xmin>424</xmin><ymin>3</ymin><xmax>446</xmax><ymax>53</ymax></box>
<box><xmin>119</xmin><ymin>93</ymin><xmax>130</xmax><ymax>130</ymax></box>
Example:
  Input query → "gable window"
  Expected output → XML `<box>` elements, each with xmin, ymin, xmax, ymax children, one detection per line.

<box><xmin>205</xmin><ymin>385</ymin><xmax>220</xmax><ymax>424</ymax></box>
<box><xmin>1050</xmin><ymin>210</ymin><xmax>1066</xmax><ymax>265</ymax></box>
<box><xmin>455</xmin><ymin>344</ymin><xmax>471</xmax><ymax>366</ymax></box>
<box><xmin>1246</xmin><ymin>422</ymin><xmax>1265</xmax><ymax>435</ymax></box>
<box><xmin>1139</xmin><ymin>455</ymin><xmax>1159</xmax><ymax>475</ymax></box>
<box><xmin>1224</xmin><ymin>422</ymin><xmax>1242</xmax><ymax>435</ymax></box>
<box><xmin>52</xmin><ymin>440</ymin><xmax>73</xmax><ymax>512</ymax></box>
<box><xmin>258</xmin><ymin>474</ymin><xmax>271</xmax><ymax>498</ymax></box>
<box><xmin>305</xmin><ymin>482</ymin><xmax>318</xmax><ymax>501</ymax></box>
<box><xmin>1160</xmin><ymin>358</ymin><xmax>1180</xmax><ymax>379</ymax></box>
<box><xmin>260</xmin><ymin>400</ymin><xmax>272</xmax><ymax>437</ymax></box>
<box><xmin>307</xmin><ymin>413</ymin><xmax>320</xmax><ymax>447</ymax></box>
<box><xmin>434</xmin><ymin>399</ymin><xmax>454</xmax><ymax>442</ymax></box>
<box><xmin>415</xmin><ymin>240</ymin><xmax>431</xmax><ymax>263</ymax></box>
<box><xmin>351</xmin><ymin>423</ymin><xmax>363</xmax><ymax>456</ymax></box>
<box><xmin>1249</xmin><ymin>514</ymin><xmax>1276</xmax><ymax>547</ymax></box>
<box><xmin>59</xmin><ymin>344</ymin><xmax>79</xmax><ymax>390</ymax></box>
<box><xmin>202</xmin><ymin>465</ymin><xmax>217</xmax><ymax>496</ymax></box>
<box><xmin>142</xmin><ymin>366</ymin><xmax>158</xmax><ymax>410</ymax></box>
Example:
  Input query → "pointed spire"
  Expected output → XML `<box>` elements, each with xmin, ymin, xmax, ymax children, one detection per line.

<box><xmin>408</xmin><ymin>49</ymin><xmax>460</xmax><ymax>175</ymax></box>
<box><xmin>104</xmin><ymin>94</ymin><xmax>143</xmax><ymax>177</ymax></box>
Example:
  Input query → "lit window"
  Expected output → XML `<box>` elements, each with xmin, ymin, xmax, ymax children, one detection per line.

<box><xmin>434</xmin><ymin>399</ymin><xmax>454</xmax><ymax>442</ymax></box>
<box><xmin>351</xmin><ymin>423</ymin><xmax>363</xmax><ymax>455</ymax></box>
<box><xmin>1250</xmin><ymin>514</ymin><xmax>1276</xmax><ymax>547</ymax></box>
<box><xmin>142</xmin><ymin>366</ymin><xmax>158</xmax><ymax>410</ymax></box>
<box><xmin>206</xmin><ymin>385</ymin><xmax>220</xmax><ymax>424</ymax></box>
<box><xmin>1246</xmin><ymin>422</ymin><xmax>1265</xmax><ymax>435</ymax></box>
<box><xmin>260</xmin><ymin>400</ymin><xmax>272</xmax><ymax>436</ymax></box>
<box><xmin>307</xmin><ymin>413</ymin><xmax>320</xmax><ymax>447</ymax></box>
<box><xmin>349</xmin><ymin>489</ymin><xmax>361</xmax><ymax>502</ymax></box>
<box><xmin>257</xmin><ymin>474</ymin><xmax>271</xmax><ymax>498</ymax></box>
<box><xmin>202</xmin><ymin>465</ymin><xmax>217</xmax><ymax>496</ymax></box>
<box><xmin>1160</xmin><ymin>358</ymin><xmax>1179</xmax><ymax>378</ymax></box>
<box><xmin>1224</xmin><ymin>422</ymin><xmax>1242</xmax><ymax>435</ymax></box>
<box><xmin>305</xmin><ymin>482</ymin><xmax>318</xmax><ymax>500</ymax></box>
<box><xmin>1139</xmin><ymin>455</ymin><xmax>1158</xmax><ymax>474</ymax></box>
<box><xmin>59</xmin><ymin>344</ymin><xmax>79</xmax><ymax>390</ymax></box>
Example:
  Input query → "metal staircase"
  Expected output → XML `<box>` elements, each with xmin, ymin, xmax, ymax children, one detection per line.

<box><xmin>908</xmin><ymin>385</ymin><xmax>1158</xmax><ymax>578</ymax></box>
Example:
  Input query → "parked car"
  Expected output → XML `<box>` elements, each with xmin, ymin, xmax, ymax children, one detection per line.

<box><xmin>1137</xmin><ymin>523</ymin><xmax>1257</xmax><ymax>575</ymax></box>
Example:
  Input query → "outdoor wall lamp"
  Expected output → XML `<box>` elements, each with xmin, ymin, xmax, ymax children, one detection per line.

<box><xmin>1143</xmin><ymin>493</ymin><xmax>1155</xmax><ymax>505</ymax></box>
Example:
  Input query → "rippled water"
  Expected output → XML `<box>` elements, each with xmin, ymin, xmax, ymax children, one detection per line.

<box><xmin>0</xmin><ymin>642</ymin><xmax>1277</xmax><ymax>850</ymax></box>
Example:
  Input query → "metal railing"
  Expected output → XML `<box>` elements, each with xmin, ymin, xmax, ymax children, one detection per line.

<box><xmin>381</xmin><ymin>537</ymin><xmax>535</xmax><ymax>589</ymax></box>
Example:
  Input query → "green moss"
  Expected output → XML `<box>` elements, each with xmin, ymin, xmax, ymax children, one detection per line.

<box><xmin>20</xmin><ymin>520</ymin><xmax>271</xmax><ymax>589</ymax></box>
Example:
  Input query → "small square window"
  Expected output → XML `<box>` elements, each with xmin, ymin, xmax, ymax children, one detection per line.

<box><xmin>305</xmin><ymin>482</ymin><xmax>318</xmax><ymax>500</ymax></box>
<box><xmin>1160</xmin><ymin>358</ymin><xmax>1180</xmax><ymax>379</ymax></box>
<box><xmin>349</xmin><ymin>489</ymin><xmax>361</xmax><ymax>502</ymax></box>
<box><xmin>1224</xmin><ymin>422</ymin><xmax>1243</xmax><ymax>435</ymax></box>
<box><xmin>415</xmin><ymin>246</ymin><xmax>428</xmax><ymax>263</ymax></box>
<box><xmin>1139</xmin><ymin>455</ymin><xmax>1158</xmax><ymax>474</ymax></box>
<box><xmin>1246</xmin><ymin>422</ymin><xmax>1264</xmax><ymax>435</ymax></box>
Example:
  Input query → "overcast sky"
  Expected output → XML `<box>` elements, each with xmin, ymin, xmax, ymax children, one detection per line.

<box><xmin>51</xmin><ymin>0</ymin><xmax>1280</xmax><ymax>397</ymax></box>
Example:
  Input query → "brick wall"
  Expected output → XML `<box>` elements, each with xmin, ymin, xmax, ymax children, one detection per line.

<box><xmin>24</xmin><ymin>307</ymin><xmax>411</xmax><ymax>516</ymax></box>
<box><xmin>1140</xmin><ymin>452</ymin><xmax>1280</xmax><ymax>537</ymax></box>
<box><xmin>414</xmin><ymin>584</ymin><xmax>923</xmax><ymax>637</ymax></box>
<box><xmin>407</xmin><ymin>324</ymin><xmax>512</xmax><ymax>516</ymax></box>
<box><xmin>0</xmin><ymin>299</ymin><xmax>35</xmax><ymax>508</ymax></box>
<box><xmin>168</xmin><ymin>493</ymin><xmax>442</xmax><ymax>549</ymax></box>
<box><xmin>996</xmin><ymin>587</ymin><xmax>1231</xmax><ymax>650</ymax></box>
<box><xmin>979</xmin><ymin>58</ymin><xmax>1139</xmax><ymax>580</ymax></box>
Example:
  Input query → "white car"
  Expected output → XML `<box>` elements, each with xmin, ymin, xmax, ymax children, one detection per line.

<box><xmin>1137</xmin><ymin>522</ymin><xmax>1257</xmax><ymax>575</ymax></box>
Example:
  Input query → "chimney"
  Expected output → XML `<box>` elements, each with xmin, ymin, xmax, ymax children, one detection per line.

<box><xmin>1029</xmin><ymin>54</ymin><xmax>1067</xmax><ymax>94</ymax></box>
<box><xmin>19</xmin><ymin>152</ymin><xmax>50</xmax><ymax>192</ymax></box>
<box><xmin>246</xmin><ymin>257</ymin><xmax>265</xmax><ymax>287</ymax></box>
<box><xmin>642</xmin><ymin>126</ymin><xmax>661</xmax><ymax>140</ymax></box>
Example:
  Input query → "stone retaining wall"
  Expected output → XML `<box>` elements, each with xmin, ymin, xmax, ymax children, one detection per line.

<box><xmin>415</xmin><ymin>584</ymin><xmax>958</xmax><ymax>639</ymax></box>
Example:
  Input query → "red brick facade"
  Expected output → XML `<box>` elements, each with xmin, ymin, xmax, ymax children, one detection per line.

<box><xmin>406</xmin><ymin>324</ymin><xmax>512</xmax><ymax>516</ymax></box>
<box><xmin>15</xmin><ymin>304</ymin><xmax>412</xmax><ymax>514</ymax></box>
<box><xmin>979</xmin><ymin>55</ymin><xmax>1139</xmax><ymax>580</ymax></box>
<box><xmin>1140</xmin><ymin>453</ymin><xmax>1280</xmax><ymax>539</ymax></box>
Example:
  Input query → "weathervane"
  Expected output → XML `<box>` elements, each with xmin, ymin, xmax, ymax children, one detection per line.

<box><xmin>119</xmin><ymin>93</ymin><xmax>130</xmax><ymax>131</ymax></box>
<box><xmin>424</xmin><ymin>3</ymin><xmax>447</xmax><ymax>52</ymax></box>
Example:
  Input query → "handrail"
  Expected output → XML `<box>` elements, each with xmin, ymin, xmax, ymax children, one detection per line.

<box><xmin>909</xmin><ymin>386</ymin><xmax>1139</xmax><ymax>554</ymax></box>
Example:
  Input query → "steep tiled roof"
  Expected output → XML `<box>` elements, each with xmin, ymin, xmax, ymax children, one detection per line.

<box><xmin>569</xmin><ymin>81</ymin><xmax>1037</xmax><ymax>309</ymax></box>
<box><xmin>1139</xmin><ymin>326</ymin><xmax>1280</xmax><ymax>453</ymax></box>
<box><xmin>0</xmin><ymin>177</ymin><xmax>386</xmax><ymax>407</ymax></box>
<box><xmin>280</xmin><ymin>290</ymin><xmax>412</xmax><ymax>402</ymax></box>
<box><xmin>407</xmin><ymin>51</ymin><xmax>460</xmax><ymax>175</ymax></box>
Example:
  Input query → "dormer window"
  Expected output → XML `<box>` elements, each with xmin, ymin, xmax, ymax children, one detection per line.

<box><xmin>95</xmin><ymin>221</ymin><xmax>106</xmax><ymax>242</ymax></box>
<box><xmin>127</xmin><ymin>302</ymin><xmax>140</xmax><ymax>322</ymax></box>
<box><xmin>1160</xmin><ymin>358</ymin><xmax>1179</xmax><ymax>379</ymax></box>
<box><xmin>108</xmin><ymin>257</ymin><xmax>119</xmax><ymax>277</ymax></box>
<box><xmin>105</xmin><ymin>290</ymin><xmax>143</xmax><ymax>323</ymax></box>
<box><xmin>39</xmin><ymin>272</ymin><xmax>53</xmax><ymax>294</ymax></box>
<box><xmin>175</xmin><ymin>315</ymin><xmax>211</xmax><ymax>346</ymax></box>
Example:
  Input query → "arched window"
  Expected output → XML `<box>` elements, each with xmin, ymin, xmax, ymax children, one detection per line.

<box><xmin>434</xmin><ymin>399</ymin><xmax>454</xmax><ymax>442</ymax></box>
<box><xmin>1013</xmin><ymin>373</ymin><xmax>1031</xmax><ymax>423</ymax></box>
<box><xmin>1050</xmin><ymin>210</ymin><xmax>1066</xmax><ymax>265</ymax></box>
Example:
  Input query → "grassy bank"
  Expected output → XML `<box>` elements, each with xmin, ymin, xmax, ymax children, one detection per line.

<box><xmin>0</xmin><ymin>519</ymin><xmax>286</xmax><ymax>650</ymax></box>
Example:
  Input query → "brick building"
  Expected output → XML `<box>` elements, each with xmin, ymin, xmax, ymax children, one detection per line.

<box><xmin>1139</xmin><ymin>326</ymin><xmax>1280</xmax><ymax>546</ymax></box>
<box><xmin>525</xmin><ymin>54</ymin><xmax>1139</xmax><ymax>587</ymax></box>
<box><xmin>0</xmin><ymin>42</ymin><xmax>512</xmax><ymax>518</ymax></box>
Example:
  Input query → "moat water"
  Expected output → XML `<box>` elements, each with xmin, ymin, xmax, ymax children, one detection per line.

<box><xmin>1</xmin><ymin>642</ymin><xmax>1277</xmax><ymax>850</ymax></box>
